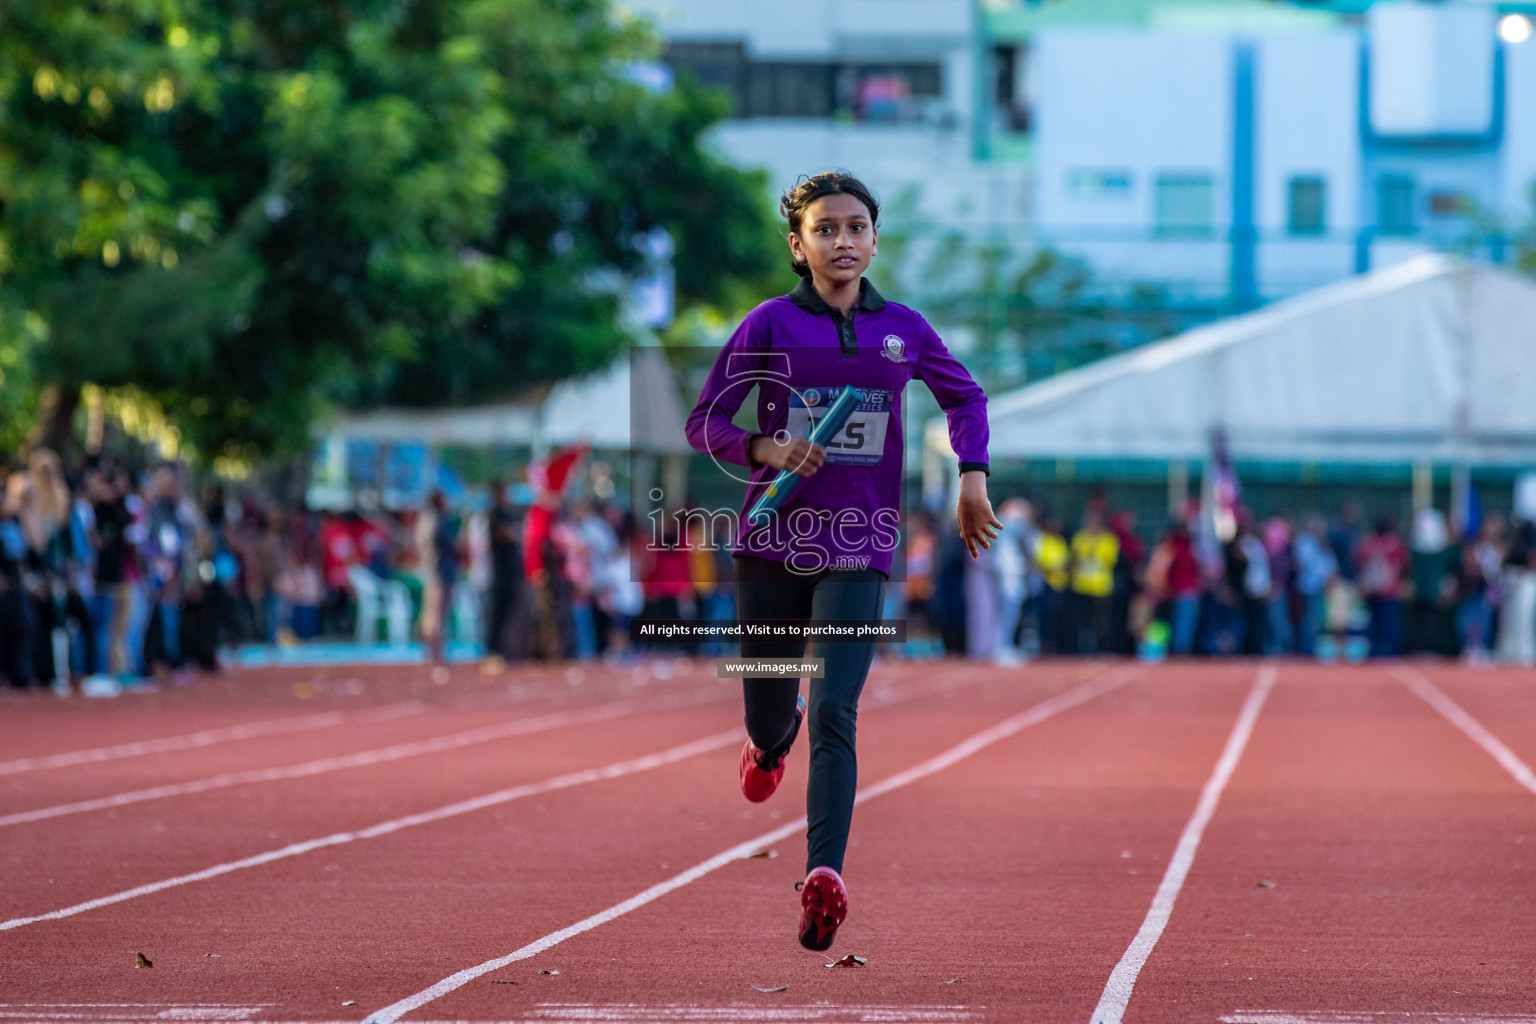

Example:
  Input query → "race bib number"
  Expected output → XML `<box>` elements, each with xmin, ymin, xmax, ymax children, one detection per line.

<box><xmin>786</xmin><ymin>387</ymin><xmax>894</xmax><ymax>466</ymax></box>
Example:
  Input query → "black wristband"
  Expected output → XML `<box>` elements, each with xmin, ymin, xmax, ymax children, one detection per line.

<box><xmin>958</xmin><ymin>462</ymin><xmax>990</xmax><ymax>476</ymax></box>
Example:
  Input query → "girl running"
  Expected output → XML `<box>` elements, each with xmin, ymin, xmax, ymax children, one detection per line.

<box><xmin>685</xmin><ymin>170</ymin><xmax>999</xmax><ymax>950</ymax></box>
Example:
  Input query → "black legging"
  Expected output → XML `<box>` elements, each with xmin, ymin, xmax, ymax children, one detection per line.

<box><xmin>734</xmin><ymin>556</ymin><xmax>885</xmax><ymax>876</ymax></box>
<box><xmin>1</xmin><ymin>586</ymin><xmax>37</xmax><ymax>687</ymax></box>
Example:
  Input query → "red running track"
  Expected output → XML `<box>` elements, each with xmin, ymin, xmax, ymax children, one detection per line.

<box><xmin>2</xmin><ymin>658</ymin><xmax>1535</xmax><ymax>1024</ymax></box>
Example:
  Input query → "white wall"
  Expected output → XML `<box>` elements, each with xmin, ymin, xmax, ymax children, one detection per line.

<box><xmin>1030</xmin><ymin>15</ymin><xmax>1529</xmax><ymax>301</ymax></box>
<box><xmin>1255</xmin><ymin>31</ymin><xmax>1360</xmax><ymax>297</ymax></box>
<box><xmin>637</xmin><ymin>0</ymin><xmax>1535</xmax><ymax>305</ymax></box>
<box><xmin>1501</xmin><ymin>38</ymin><xmax>1536</xmax><ymax>224</ymax></box>
<box><xmin>710</xmin><ymin>121</ymin><xmax>1028</xmax><ymax>226</ymax></box>
<box><xmin>833</xmin><ymin>0</ymin><xmax>971</xmax><ymax>41</ymax></box>
<box><xmin>625</xmin><ymin>0</ymin><xmax>1015</xmax><ymax>257</ymax></box>
<box><xmin>624</xmin><ymin>0</ymin><xmax>970</xmax><ymax>58</ymax></box>
<box><xmin>1367</xmin><ymin>3</ymin><xmax>1497</xmax><ymax>138</ymax></box>
<box><xmin>1033</xmin><ymin>29</ymin><xmax>1233</xmax><ymax>297</ymax></box>
<box><xmin>943</xmin><ymin>43</ymin><xmax>977</xmax><ymax>130</ymax></box>
<box><xmin>624</xmin><ymin>0</ymin><xmax>836</xmax><ymax>55</ymax></box>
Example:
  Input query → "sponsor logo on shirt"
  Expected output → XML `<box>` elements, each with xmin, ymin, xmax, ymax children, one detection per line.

<box><xmin>802</xmin><ymin>388</ymin><xmax>821</xmax><ymax>407</ymax></box>
<box><xmin>881</xmin><ymin>334</ymin><xmax>906</xmax><ymax>363</ymax></box>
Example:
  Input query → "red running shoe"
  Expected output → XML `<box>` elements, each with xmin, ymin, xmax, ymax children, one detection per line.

<box><xmin>739</xmin><ymin>694</ymin><xmax>806</xmax><ymax>803</ymax></box>
<box><xmin>798</xmin><ymin>866</ymin><xmax>848</xmax><ymax>951</ymax></box>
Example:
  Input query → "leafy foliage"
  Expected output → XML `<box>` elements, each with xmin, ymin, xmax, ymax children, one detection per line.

<box><xmin>0</xmin><ymin>0</ymin><xmax>778</xmax><ymax>462</ymax></box>
<box><xmin>0</xmin><ymin>303</ymin><xmax>45</xmax><ymax>453</ymax></box>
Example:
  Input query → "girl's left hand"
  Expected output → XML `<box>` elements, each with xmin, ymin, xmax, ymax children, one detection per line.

<box><xmin>957</xmin><ymin>470</ymin><xmax>1003</xmax><ymax>559</ymax></box>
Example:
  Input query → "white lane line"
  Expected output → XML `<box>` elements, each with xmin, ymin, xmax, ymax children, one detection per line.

<box><xmin>1224</xmin><ymin>1013</ymin><xmax>1536</xmax><ymax>1024</ymax></box>
<box><xmin>1090</xmin><ymin>664</ymin><xmax>1279</xmax><ymax>1024</ymax></box>
<box><xmin>0</xmin><ymin>1007</ymin><xmax>274</xmax><ymax>1022</ymax></box>
<box><xmin>0</xmin><ymin>1013</ymin><xmax>265</xmax><ymax>1022</ymax></box>
<box><xmin>0</xmin><ymin>702</ymin><xmax>427</xmax><ymax>778</ymax></box>
<box><xmin>1394</xmin><ymin>666</ymin><xmax>1536</xmax><ymax>796</ymax></box>
<box><xmin>363</xmin><ymin>665</ymin><xmax>1143</xmax><ymax>1024</ymax></box>
<box><xmin>514</xmin><ymin>1006</ymin><xmax>983</xmax><ymax>1023</ymax></box>
<box><xmin>0</xmin><ymin>670</ymin><xmax>670</xmax><ymax>778</ymax></box>
<box><xmin>6</xmin><ymin>1019</ymin><xmax>983</xmax><ymax>1024</ymax></box>
<box><xmin>0</xmin><ymin>688</ymin><xmax>729</xmax><ymax>829</ymax></box>
<box><xmin>0</xmin><ymin>729</ymin><xmax>743</xmax><ymax>934</ymax></box>
<box><xmin>0</xmin><ymin>666</ymin><xmax>983</xmax><ymax>933</ymax></box>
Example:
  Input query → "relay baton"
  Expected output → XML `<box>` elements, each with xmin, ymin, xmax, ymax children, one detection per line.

<box><xmin>747</xmin><ymin>385</ymin><xmax>865</xmax><ymax>526</ymax></box>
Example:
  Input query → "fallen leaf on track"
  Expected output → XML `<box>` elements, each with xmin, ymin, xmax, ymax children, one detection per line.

<box><xmin>945</xmin><ymin>978</ymin><xmax>963</xmax><ymax>984</ymax></box>
<box><xmin>746</xmin><ymin>850</ymin><xmax>778</xmax><ymax>859</ymax></box>
<box><xmin>342</xmin><ymin>1001</ymin><xmax>356</xmax><ymax>1007</ymax></box>
<box><xmin>134</xmin><ymin>952</ymin><xmax>153</xmax><ymax>968</ymax></box>
<box><xmin>752</xmin><ymin>985</ymin><xmax>789</xmax><ymax>993</ymax></box>
<box><xmin>539</xmin><ymin>969</ymin><xmax>560</xmax><ymax>976</ymax></box>
<box><xmin>1255</xmin><ymin>879</ymin><xmax>1277</xmax><ymax>889</ymax></box>
<box><xmin>204</xmin><ymin>953</ymin><xmax>220</xmax><ymax>958</ymax></box>
<box><xmin>824</xmin><ymin>955</ymin><xmax>867</xmax><ymax>968</ymax></box>
<box><xmin>492</xmin><ymin>980</ymin><xmax>517</xmax><ymax>985</ymax></box>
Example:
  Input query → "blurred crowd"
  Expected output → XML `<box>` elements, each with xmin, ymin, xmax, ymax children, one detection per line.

<box><xmin>6</xmin><ymin>446</ymin><xmax>1536</xmax><ymax>698</ymax></box>
<box><xmin>0</xmin><ymin>449</ymin><xmax>656</xmax><ymax>696</ymax></box>
<box><xmin>936</xmin><ymin>492</ymin><xmax>1536</xmax><ymax>666</ymax></box>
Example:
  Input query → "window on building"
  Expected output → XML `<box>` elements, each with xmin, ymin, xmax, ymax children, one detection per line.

<box><xmin>991</xmin><ymin>45</ymin><xmax>1030</xmax><ymax>133</ymax></box>
<box><xmin>1378</xmin><ymin>174</ymin><xmax>1417</xmax><ymax>236</ymax></box>
<box><xmin>1428</xmin><ymin>190</ymin><xmax>1471</xmax><ymax>217</ymax></box>
<box><xmin>1069</xmin><ymin>169</ymin><xmax>1132</xmax><ymax>199</ymax></box>
<box><xmin>663</xmin><ymin>42</ymin><xmax>749</xmax><ymax>110</ymax></box>
<box><xmin>1154</xmin><ymin>173</ymin><xmax>1215</xmax><ymax>237</ymax></box>
<box><xmin>663</xmin><ymin>43</ymin><xmax>836</xmax><ymax>118</ymax></box>
<box><xmin>993</xmin><ymin>45</ymin><xmax>1017</xmax><ymax>103</ymax></box>
<box><xmin>862</xmin><ymin>63</ymin><xmax>941</xmax><ymax>98</ymax></box>
<box><xmin>746</xmin><ymin>62</ymin><xmax>837</xmax><ymax>118</ymax></box>
<box><xmin>664</xmin><ymin>42</ymin><xmax>940</xmax><ymax>122</ymax></box>
<box><xmin>838</xmin><ymin>63</ymin><xmax>942</xmax><ymax>123</ymax></box>
<box><xmin>1287</xmin><ymin>177</ymin><xmax>1327</xmax><ymax>236</ymax></box>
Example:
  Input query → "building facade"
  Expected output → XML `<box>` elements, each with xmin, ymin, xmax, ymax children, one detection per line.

<box><xmin>627</xmin><ymin>0</ymin><xmax>1033</xmax><ymax>243</ymax></box>
<box><xmin>1027</xmin><ymin>2</ymin><xmax>1536</xmax><ymax>303</ymax></box>
<box><xmin>630</xmin><ymin>0</ymin><xmax>1536</xmax><ymax>319</ymax></box>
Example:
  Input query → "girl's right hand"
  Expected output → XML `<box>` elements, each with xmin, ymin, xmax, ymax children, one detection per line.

<box><xmin>750</xmin><ymin>435</ymin><xmax>826</xmax><ymax>478</ymax></box>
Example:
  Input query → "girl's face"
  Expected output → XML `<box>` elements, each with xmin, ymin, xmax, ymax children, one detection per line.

<box><xmin>788</xmin><ymin>193</ymin><xmax>876</xmax><ymax>287</ymax></box>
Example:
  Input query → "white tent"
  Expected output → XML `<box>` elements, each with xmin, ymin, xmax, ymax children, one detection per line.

<box><xmin>328</xmin><ymin>402</ymin><xmax>539</xmax><ymax>447</ymax></box>
<box><xmin>539</xmin><ymin>347</ymin><xmax>692</xmax><ymax>454</ymax></box>
<box><xmin>326</xmin><ymin>347</ymin><xmax>690</xmax><ymax>454</ymax></box>
<box><xmin>931</xmin><ymin>255</ymin><xmax>1536</xmax><ymax>467</ymax></box>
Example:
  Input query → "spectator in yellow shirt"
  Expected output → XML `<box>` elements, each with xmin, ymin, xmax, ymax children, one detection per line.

<box><xmin>1033</xmin><ymin>516</ymin><xmax>1070</xmax><ymax>653</ymax></box>
<box><xmin>1070</xmin><ymin>503</ymin><xmax>1120</xmax><ymax>653</ymax></box>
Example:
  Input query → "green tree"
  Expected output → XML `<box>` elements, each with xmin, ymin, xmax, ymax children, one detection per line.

<box><xmin>367</xmin><ymin>0</ymin><xmax>779</xmax><ymax>406</ymax></box>
<box><xmin>0</xmin><ymin>303</ymin><xmax>45</xmax><ymax>453</ymax></box>
<box><xmin>0</xmin><ymin>0</ymin><xmax>777</xmax><ymax>463</ymax></box>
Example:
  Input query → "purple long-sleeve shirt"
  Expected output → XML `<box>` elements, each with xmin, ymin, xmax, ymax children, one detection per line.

<box><xmin>685</xmin><ymin>278</ymin><xmax>988</xmax><ymax>576</ymax></box>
